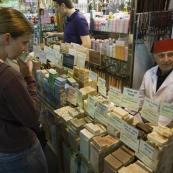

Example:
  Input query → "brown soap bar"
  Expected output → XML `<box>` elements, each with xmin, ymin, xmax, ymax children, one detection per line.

<box><xmin>136</xmin><ymin>122</ymin><xmax>153</xmax><ymax>134</ymax></box>
<box><xmin>104</xmin><ymin>154</ymin><xmax>122</xmax><ymax>171</ymax></box>
<box><xmin>121</xmin><ymin>145</ymin><xmax>135</xmax><ymax>156</ymax></box>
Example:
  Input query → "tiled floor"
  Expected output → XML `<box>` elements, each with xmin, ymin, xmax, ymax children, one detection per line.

<box><xmin>43</xmin><ymin>144</ymin><xmax>59</xmax><ymax>173</ymax></box>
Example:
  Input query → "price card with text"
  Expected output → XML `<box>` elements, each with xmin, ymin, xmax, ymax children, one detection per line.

<box><xmin>108</xmin><ymin>86</ymin><xmax>122</xmax><ymax>106</ymax></box>
<box><xmin>39</xmin><ymin>50</ymin><xmax>47</xmax><ymax>64</ymax></box>
<box><xmin>55</xmin><ymin>52</ymin><xmax>62</xmax><ymax>65</ymax></box>
<box><xmin>141</xmin><ymin>97</ymin><xmax>159</xmax><ymax>125</ymax></box>
<box><xmin>87</xmin><ymin>95</ymin><xmax>95</xmax><ymax>118</ymax></box>
<box><xmin>49</xmin><ymin>49</ymin><xmax>56</xmax><ymax>62</ymax></box>
<box><xmin>160</xmin><ymin>102</ymin><xmax>173</xmax><ymax>119</ymax></box>
<box><xmin>89</xmin><ymin>71</ymin><xmax>98</xmax><ymax>82</ymax></box>
<box><xmin>62</xmin><ymin>53</ymin><xmax>75</xmax><ymax>69</ymax></box>
<box><xmin>33</xmin><ymin>45</ymin><xmax>40</xmax><ymax>57</ymax></box>
<box><xmin>53</xmin><ymin>45</ymin><xmax>60</xmax><ymax>53</ymax></box>
<box><xmin>139</xmin><ymin>140</ymin><xmax>159</xmax><ymax>160</ymax></box>
<box><xmin>76</xmin><ymin>51</ymin><xmax>86</xmax><ymax>68</ymax></box>
<box><xmin>95</xmin><ymin>110</ymin><xmax>109</xmax><ymax>126</ymax></box>
<box><xmin>76</xmin><ymin>88</ymin><xmax>83</xmax><ymax>107</ymax></box>
<box><xmin>67</xmin><ymin>87</ymin><xmax>77</xmax><ymax>106</ymax></box>
<box><xmin>120</xmin><ymin>130</ymin><xmax>140</xmax><ymax>152</ymax></box>
<box><xmin>97</xmin><ymin>102</ymin><xmax>108</xmax><ymax>115</ymax></box>
<box><xmin>121</xmin><ymin>87</ymin><xmax>140</xmax><ymax>112</ymax></box>
<box><xmin>109</xmin><ymin>112</ymin><xmax>123</xmax><ymax>131</ymax></box>
<box><xmin>98</xmin><ymin>77</ymin><xmax>106</xmax><ymax>97</ymax></box>
<box><xmin>44</xmin><ymin>46</ymin><xmax>50</xmax><ymax>60</ymax></box>
<box><xmin>68</xmin><ymin>48</ymin><xmax>76</xmax><ymax>65</ymax></box>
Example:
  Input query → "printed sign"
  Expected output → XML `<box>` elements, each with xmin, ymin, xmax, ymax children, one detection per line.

<box><xmin>67</xmin><ymin>87</ymin><xmax>76</xmax><ymax>105</ymax></box>
<box><xmin>62</xmin><ymin>53</ymin><xmax>75</xmax><ymax>69</ymax></box>
<box><xmin>89</xmin><ymin>71</ymin><xmax>98</xmax><ymax>82</ymax></box>
<box><xmin>160</xmin><ymin>102</ymin><xmax>173</xmax><ymax>119</ymax></box>
<box><xmin>39</xmin><ymin>50</ymin><xmax>47</xmax><ymax>64</ymax></box>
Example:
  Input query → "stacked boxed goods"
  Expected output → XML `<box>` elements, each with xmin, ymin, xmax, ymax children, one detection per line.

<box><xmin>118</xmin><ymin>160</ymin><xmax>153</xmax><ymax>173</ymax></box>
<box><xmin>135</xmin><ymin>125</ymin><xmax>173</xmax><ymax>173</ymax></box>
<box><xmin>104</xmin><ymin>146</ymin><xmax>135</xmax><ymax>173</ymax></box>
<box><xmin>68</xmin><ymin>69</ymin><xmax>73</xmax><ymax>78</ymax></box>
<box><xmin>68</xmin><ymin>117</ymin><xmax>87</xmax><ymax>151</ymax></box>
<box><xmin>80</xmin><ymin>123</ymin><xmax>106</xmax><ymax>161</ymax></box>
<box><xmin>81</xmin><ymin>160</ymin><xmax>94</xmax><ymax>173</ymax></box>
<box><xmin>73</xmin><ymin>66</ymin><xmax>79</xmax><ymax>83</ymax></box>
<box><xmin>54</xmin><ymin>77</ymin><xmax>67</xmax><ymax>109</ymax></box>
<box><xmin>78</xmin><ymin>68</ymin><xmax>90</xmax><ymax>88</ymax></box>
<box><xmin>80</xmin><ymin>86</ymin><xmax>97</xmax><ymax>100</ymax></box>
<box><xmin>48</xmin><ymin>69</ymin><xmax>58</xmax><ymax>108</ymax></box>
<box><xmin>62</xmin><ymin>141</ymin><xmax>71</xmax><ymax>173</ymax></box>
<box><xmin>56</xmin><ymin>64</ymin><xmax>64</xmax><ymax>75</ymax></box>
<box><xmin>67</xmin><ymin>77</ymin><xmax>76</xmax><ymax>87</ymax></box>
<box><xmin>90</xmin><ymin>135</ymin><xmax>121</xmax><ymax>173</ymax></box>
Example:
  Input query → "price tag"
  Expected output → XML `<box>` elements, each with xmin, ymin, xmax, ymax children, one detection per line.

<box><xmin>135</xmin><ymin>150</ymin><xmax>158</xmax><ymax>171</ymax></box>
<box><xmin>139</xmin><ymin>140</ymin><xmax>159</xmax><ymax>160</ymax></box>
<box><xmin>44</xmin><ymin>46</ymin><xmax>50</xmax><ymax>60</ymax></box>
<box><xmin>62</xmin><ymin>53</ymin><xmax>75</xmax><ymax>69</ymax></box>
<box><xmin>33</xmin><ymin>45</ymin><xmax>40</xmax><ymax>57</ymax></box>
<box><xmin>76</xmin><ymin>88</ymin><xmax>83</xmax><ymax>107</ymax></box>
<box><xmin>89</xmin><ymin>71</ymin><xmax>98</xmax><ymax>82</ymax></box>
<box><xmin>97</xmin><ymin>102</ymin><xmax>108</xmax><ymax>115</ymax></box>
<box><xmin>108</xmin><ymin>86</ymin><xmax>122</xmax><ymax>106</ymax></box>
<box><xmin>53</xmin><ymin>45</ymin><xmax>60</xmax><ymax>53</ymax></box>
<box><xmin>160</xmin><ymin>102</ymin><xmax>173</xmax><ymax>119</ymax></box>
<box><xmin>76</xmin><ymin>51</ymin><xmax>86</xmax><ymax>68</ymax></box>
<box><xmin>95</xmin><ymin>110</ymin><xmax>109</xmax><ymax>126</ymax></box>
<box><xmin>39</xmin><ymin>50</ymin><xmax>47</xmax><ymax>64</ymax></box>
<box><xmin>49</xmin><ymin>49</ymin><xmax>56</xmax><ymax>62</ymax></box>
<box><xmin>120</xmin><ymin>130</ymin><xmax>139</xmax><ymax>152</ymax></box>
<box><xmin>67</xmin><ymin>87</ymin><xmax>76</xmax><ymax>106</ymax></box>
<box><xmin>121</xmin><ymin>87</ymin><xmax>140</xmax><ymax>112</ymax></box>
<box><xmin>109</xmin><ymin>112</ymin><xmax>123</xmax><ymax>131</ymax></box>
<box><xmin>87</xmin><ymin>95</ymin><xmax>95</xmax><ymax>118</ymax></box>
<box><xmin>69</xmin><ymin>48</ymin><xmax>77</xmax><ymax>65</ymax></box>
<box><xmin>141</xmin><ymin>97</ymin><xmax>159</xmax><ymax>125</ymax></box>
<box><xmin>55</xmin><ymin>52</ymin><xmax>62</xmax><ymax>65</ymax></box>
<box><xmin>122</xmin><ymin>121</ymin><xmax>139</xmax><ymax>139</ymax></box>
<box><xmin>98</xmin><ymin>77</ymin><xmax>106</xmax><ymax>97</ymax></box>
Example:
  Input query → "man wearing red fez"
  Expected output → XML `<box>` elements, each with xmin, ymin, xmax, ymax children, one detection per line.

<box><xmin>136</xmin><ymin>38</ymin><xmax>173</xmax><ymax>126</ymax></box>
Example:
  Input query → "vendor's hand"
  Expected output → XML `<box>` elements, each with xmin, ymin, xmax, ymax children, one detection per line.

<box><xmin>45</xmin><ymin>32</ymin><xmax>54</xmax><ymax>38</ymax></box>
<box><xmin>17</xmin><ymin>59</ymin><xmax>33</xmax><ymax>77</ymax></box>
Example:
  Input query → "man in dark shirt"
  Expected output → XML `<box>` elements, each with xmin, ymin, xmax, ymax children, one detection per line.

<box><xmin>136</xmin><ymin>38</ymin><xmax>173</xmax><ymax>126</ymax></box>
<box><xmin>45</xmin><ymin>0</ymin><xmax>91</xmax><ymax>48</ymax></box>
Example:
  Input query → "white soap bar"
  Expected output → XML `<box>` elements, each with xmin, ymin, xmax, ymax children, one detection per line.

<box><xmin>113</xmin><ymin>107</ymin><xmax>128</xmax><ymax>118</ymax></box>
<box><xmin>153</xmin><ymin>126</ymin><xmax>173</xmax><ymax>138</ymax></box>
<box><xmin>147</xmin><ymin>132</ymin><xmax>168</xmax><ymax>147</ymax></box>
<box><xmin>84</xmin><ymin>123</ymin><xmax>100</xmax><ymax>135</ymax></box>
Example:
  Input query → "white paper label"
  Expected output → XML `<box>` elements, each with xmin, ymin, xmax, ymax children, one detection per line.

<box><xmin>160</xmin><ymin>102</ymin><xmax>173</xmax><ymax>119</ymax></box>
<box><xmin>53</xmin><ymin>45</ymin><xmax>60</xmax><ymax>53</ymax></box>
<box><xmin>44</xmin><ymin>46</ymin><xmax>50</xmax><ymax>60</ymax></box>
<box><xmin>120</xmin><ymin>130</ymin><xmax>139</xmax><ymax>152</ymax></box>
<box><xmin>55</xmin><ymin>52</ymin><xmax>62</xmax><ymax>65</ymax></box>
<box><xmin>98</xmin><ymin>77</ymin><xmax>106</xmax><ymax>97</ymax></box>
<box><xmin>108</xmin><ymin>86</ymin><xmax>122</xmax><ymax>106</ymax></box>
<box><xmin>135</xmin><ymin>150</ymin><xmax>158</xmax><ymax>171</ymax></box>
<box><xmin>87</xmin><ymin>95</ymin><xmax>95</xmax><ymax>118</ymax></box>
<box><xmin>89</xmin><ymin>71</ymin><xmax>98</xmax><ymax>82</ymax></box>
<box><xmin>121</xmin><ymin>87</ymin><xmax>140</xmax><ymax>111</ymax></box>
<box><xmin>109</xmin><ymin>112</ymin><xmax>123</xmax><ymax>131</ymax></box>
<box><xmin>97</xmin><ymin>102</ymin><xmax>108</xmax><ymax>115</ymax></box>
<box><xmin>141</xmin><ymin>97</ymin><xmax>160</xmax><ymax>125</ymax></box>
<box><xmin>49</xmin><ymin>49</ymin><xmax>56</xmax><ymax>62</ymax></box>
<box><xmin>122</xmin><ymin>121</ymin><xmax>139</xmax><ymax>139</ymax></box>
<box><xmin>76</xmin><ymin>51</ymin><xmax>86</xmax><ymax>68</ymax></box>
<box><xmin>33</xmin><ymin>45</ymin><xmax>40</xmax><ymax>57</ymax></box>
<box><xmin>76</xmin><ymin>88</ymin><xmax>83</xmax><ymax>107</ymax></box>
<box><xmin>39</xmin><ymin>50</ymin><xmax>47</xmax><ymax>64</ymax></box>
<box><xmin>95</xmin><ymin>110</ymin><xmax>109</xmax><ymax>126</ymax></box>
<box><xmin>98</xmin><ymin>77</ymin><xmax>105</xmax><ymax>86</ymax></box>
<box><xmin>67</xmin><ymin>87</ymin><xmax>76</xmax><ymax>106</ymax></box>
<box><xmin>139</xmin><ymin>140</ymin><xmax>159</xmax><ymax>160</ymax></box>
<box><xmin>68</xmin><ymin>48</ymin><xmax>76</xmax><ymax>65</ymax></box>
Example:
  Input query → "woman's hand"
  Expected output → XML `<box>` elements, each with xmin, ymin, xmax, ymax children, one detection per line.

<box><xmin>17</xmin><ymin>58</ymin><xmax>33</xmax><ymax>77</ymax></box>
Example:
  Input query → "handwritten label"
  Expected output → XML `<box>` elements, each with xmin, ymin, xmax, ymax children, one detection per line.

<box><xmin>122</xmin><ymin>121</ymin><xmax>139</xmax><ymax>139</ymax></box>
<box><xmin>76</xmin><ymin>51</ymin><xmax>86</xmax><ymax>68</ymax></box>
<box><xmin>121</xmin><ymin>87</ymin><xmax>140</xmax><ymax>111</ymax></box>
<box><xmin>98</xmin><ymin>77</ymin><xmax>106</xmax><ymax>97</ymax></box>
<box><xmin>120</xmin><ymin>130</ymin><xmax>139</xmax><ymax>152</ymax></box>
<box><xmin>33</xmin><ymin>45</ymin><xmax>40</xmax><ymax>57</ymax></box>
<box><xmin>97</xmin><ymin>102</ymin><xmax>108</xmax><ymax>115</ymax></box>
<box><xmin>67</xmin><ymin>87</ymin><xmax>76</xmax><ymax>105</ymax></box>
<box><xmin>160</xmin><ymin>102</ymin><xmax>173</xmax><ymax>119</ymax></box>
<box><xmin>135</xmin><ymin>150</ymin><xmax>158</xmax><ymax>171</ymax></box>
<box><xmin>95</xmin><ymin>110</ymin><xmax>109</xmax><ymax>126</ymax></box>
<box><xmin>108</xmin><ymin>86</ymin><xmax>122</xmax><ymax>106</ymax></box>
<box><xmin>89</xmin><ymin>71</ymin><xmax>98</xmax><ymax>82</ymax></box>
<box><xmin>62</xmin><ymin>53</ymin><xmax>75</xmax><ymax>69</ymax></box>
<box><xmin>139</xmin><ymin>140</ymin><xmax>159</xmax><ymax>160</ymax></box>
<box><xmin>109</xmin><ymin>112</ymin><xmax>123</xmax><ymax>131</ymax></box>
<box><xmin>141</xmin><ymin>97</ymin><xmax>159</xmax><ymax>125</ymax></box>
<box><xmin>53</xmin><ymin>45</ymin><xmax>60</xmax><ymax>53</ymax></box>
<box><xmin>39</xmin><ymin>50</ymin><xmax>47</xmax><ymax>64</ymax></box>
<box><xmin>87</xmin><ymin>95</ymin><xmax>95</xmax><ymax>118</ymax></box>
<box><xmin>76</xmin><ymin>88</ymin><xmax>83</xmax><ymax>107</ymax></box>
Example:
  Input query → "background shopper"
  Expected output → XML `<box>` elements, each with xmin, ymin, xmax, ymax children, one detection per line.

<box><xmin>45</xmin><ymin>0</ymin><xmax>91</xmax><ymax>48</ymax></box>
<box><xmin>0</xmin><ymin>7</ymin><xmax>48</xmax><ymax>173</ymax></box>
